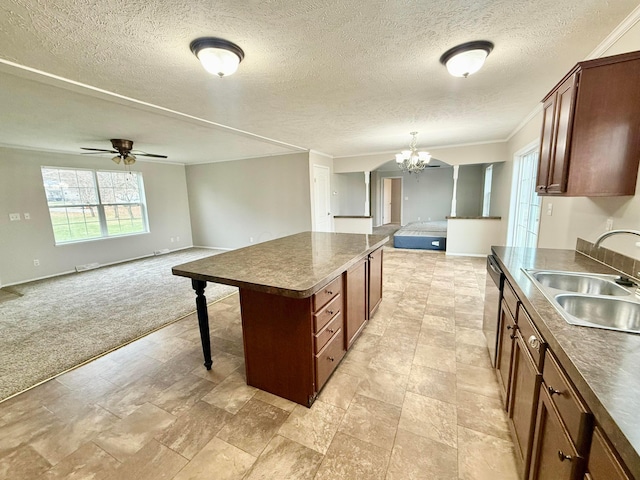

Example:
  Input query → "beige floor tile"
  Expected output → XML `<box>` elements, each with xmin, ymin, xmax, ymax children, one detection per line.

<box><xmin>356</xmin><ymin>367</ymin><xmax>408</xmax><ymax>407</ymax></box>
<box><xmin>456</xmin><ymin>390</ymin><xmax>511</xmax><ymax>441</ymax></box>
<box><xmin>216</xmin><ymin>398</ymin><xmax>289</xmax><ymax>457</ymax></box>
<box><xmin>30</xmin><ymin>396</ymin><xmax>118</xmax><ymax>465</ymax></box>
<box><xmin>97</xmin><ymin>375</ymin><xmax>165</xmax><ymax>418</ymax></box>
<box><xmin>42</xmin><ymin>442</ymin><xmax>119</xmax><ymax>480</ymax></box>
<box><xmin>314</xmin><ymin>432</ymin><xmax>390</xmax><ymax>480</ymax></box>
<box><xmin>407</xmin><ymin>364</ymin><xmax>457</xmax><ymax>403</ymax></box>
<box><xmin>190</xmin><ymin>351</ymin><xmax>244</xmax><ymax>384</ymax></box>
<box><xmin>94</xmin><ymin>403</ymin><xmax>176</xmax><ymax>461</ymax></box>
<box><xmin>151</xmin><ymin>374</ymin><xmax>215</xmax><ymax>417</ymax></box>
<box><xmin>455</xmin><ymin>294</ymin><xmax>485</xmax><ymax>313</ymax></box>
<box><xmin>0</xmin><ymin>406</ymin><xmax>61</xmax><ymax>452</ymax></box>
<box><xmin>417</xmin><ymin>326</ymin><xmax>456</xmax><ymax>349</ymax></box>
<box><xmin>337</xmin><ymin>394</ymin><xmax>400</xmax><ymax>451</ymax></box>
<box><xmin>244</xmin><ymin>435</ymin><xmax>323</xmax><ymax>480</ymax></box>
<box><xmin>413</xmin><ymin>344</ymin><xmax>456</xmax><ymax>373</ymax></box>
<box><xmin>317</xmin><ymin>371</ymin><xmax>360</xmax><ymax>410</ymax></box>
<box><xmin>456</xmin><ymin>342</ymin><xmax>492</xmax><ymax>368</ymax></box>
<box><xmin>386</xmin><ymin>428</ymin><xmax>458</xmax><ymax>480</ymax></box>
<box><xmin>104</xmin><ymin>439</ymin><xmax>187</xmax><ymax>480</ymax></box>
<box><xmin>200</xmin><ymin>370</ymin><xmax>257</xmax><ymax>414</ymax></box>
<box><xmin>424</xmin><ymin>304</ymin><xmax>455</xmax><ymax>319</ymax></box>
<box><xmin>456</xmin><ymin>326</ymin><xmax>489</xmax><ymax>347</ymax></box>
<box><xmin>278</xmin><ymin>401</ymin><xmax>344</xmax><ymax>454</ymax></box>
<box><xmin>457</xmin><ymin>363</ymin><xmax>501</xmax><ymax>399</ymax></box>
<box><xmin>155</xmin><ymin>401</ymin><xmax>233</xmax><ymax>460</ymax></box>
<box><xmin>252</xmin><ymin>390</ymin><xmax>297</xmax><ymax>412</ymax></box>
<box><xmin>457</xmin><ymin>426</ymin><xmax>519</xmax><ymax>480</ymax></box>
<box><xmin>455</xmin><ymin>311</ymin><xmax>484</xmax><ymax>330</ymax></box>
<box><xmin>398</xmin><ymin>391</ymin><xmax>457</xmax><ymax>448</ymax></box>
<box><xmin>0</xmin><ymin>444</ymin><xmax>51</xmax><ymax>479</ymax></box>
<box><xmin>172</xmin><ymin>437</ymin><xmax>255</xmax><ymax>480</ymax></box>
<box><xmin>369</xmin><ymin>342</ymin><xmax>415</xmax><ymax>376</ymax></box>
<box><xmin>422</xmin><ymin>313</ymin><xmax>456</xmax><ymax>333</ymax></box>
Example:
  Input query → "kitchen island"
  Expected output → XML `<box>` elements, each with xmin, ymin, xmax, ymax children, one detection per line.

<box><xmin>172</xmin><ymin>231</ymin><xmax>388</xmax><ymax>407</ymax></box>
<box><xmin>492</xmin><ymin>246</ymin><xmax>640</xmax><ymax>479</ymax></box>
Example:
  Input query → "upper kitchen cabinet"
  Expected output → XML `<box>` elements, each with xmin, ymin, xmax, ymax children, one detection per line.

<box><xmin>536</xmin><ymin>51</ymin><xmax>640</xmax><ymax>196</ymax></box>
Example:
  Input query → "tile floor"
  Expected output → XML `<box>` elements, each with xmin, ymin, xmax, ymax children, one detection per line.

<box><xmin>0</xmin><ymin>248</ymin><xmax>519</xmax><ymax>479</ymax></box>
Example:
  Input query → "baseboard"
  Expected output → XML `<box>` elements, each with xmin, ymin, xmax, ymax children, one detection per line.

<box><xmin>192</xmin><ymin>244</ymin><xmax>235</xmax><ymax>251</ymax></box>
<box><xmin>445</xmin><ymin>252</ymin><xmax>488</xmax><ymax>257</ymax></box>
<box><xmin>3</xmin><ymin>245</ymin><xmax>198</xmax><ymax>288</ymax></box>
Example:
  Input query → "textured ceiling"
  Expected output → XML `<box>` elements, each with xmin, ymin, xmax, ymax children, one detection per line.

<box><xmin>0</xmin><ymin>0</ymin><xmax>638</xmax><ymax>163</ymax></box>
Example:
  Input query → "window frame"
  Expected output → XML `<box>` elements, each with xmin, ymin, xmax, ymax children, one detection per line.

<box><xmin>41</xmin><ymin>166</ymin><xmax>149</xmax><ymax>245</ymax></box>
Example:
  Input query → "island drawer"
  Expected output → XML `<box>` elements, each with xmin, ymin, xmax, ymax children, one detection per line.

<box><xmin>315</xmin><ymin>312</ymin><xmax>342</xmax><ymax>353</ymax></box>
<box><xmin>543</xmin><ymin>350</ymin><xmax>592</xmax><ymax>451</ymax></box>
<box><xmin>503</xmin><ymin>279</ymin><xmax>519</xmax><ymax>318</ymax></box>
<box><xmin>313</xmin><ymin>276</ymin><xmax>342</xmax><ymax>312</ymax></box>
<box><xmin>313</xmin><ymin>294</ymin><xmax>342</xmax><ymax>332</ymax></box>
<box><xmin>518</xmin><ymin>304</ymin><xmax>546</xmax><ymax>370</ymax></box>
<box><xmin>315</xmin><ymin>327</ymin><xmax>345</xmax><ymax>390</ymax></box>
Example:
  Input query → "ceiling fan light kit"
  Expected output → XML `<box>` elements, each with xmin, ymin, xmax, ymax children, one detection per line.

<box><xmin>440</xmin><ymin>40</ymin><xmax>494</xmax><ymax>78</ymax></box>
<box><xmin>81</xmin><ymin>139</ymin><xmax>167</xmax><ymax>168</ymax></box>
<box><xmin>190</xmin><ymin>37</ymin><xmax>245</xmax><ymax>77</ymax></box>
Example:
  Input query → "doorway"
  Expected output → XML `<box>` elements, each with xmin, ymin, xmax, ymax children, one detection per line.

<box><xmin>382</xmin><ymin>177</ymin><xmax>402</xmax><ymax>225</ymax></box>
<box><xmin>313</xmin><ymin>165</ymin><xmax>332</xmax><ymax>232</ymax></box>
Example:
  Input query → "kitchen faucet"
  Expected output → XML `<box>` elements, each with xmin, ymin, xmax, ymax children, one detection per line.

<box><xmin>593</xmin><ymin>229</ymin><xmax>640</xmax><ymax>249</ymax></box>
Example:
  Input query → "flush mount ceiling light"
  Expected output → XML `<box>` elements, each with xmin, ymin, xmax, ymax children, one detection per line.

<box><xmin>440</xmin><ymin>41</ymin><xmax>494</xmax><ymax>78</ymax></box>
<box><xmin>396</xmin><ymin>132</ymin><xmax>431</xmax><ymax>174</ymax></box>
<box><xmin>190</xmin><ymin>37</ymin><xmax>245</xmax><ymax>77</ymax></box>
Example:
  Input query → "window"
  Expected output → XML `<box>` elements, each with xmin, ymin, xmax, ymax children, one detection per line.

<box><xmin>482</xmin><ymin>164</ymin><xmax>493</xmax><ymax>216</ymax></box>
<box><xmin>510</xmin><ymin>147</ymin><xmax>541</xmax><ymax>248</ymax></box>
<box><xmin>41</xmin><ymin>167</ymin><xmax>148</xmax><ymax>244</ymax></box>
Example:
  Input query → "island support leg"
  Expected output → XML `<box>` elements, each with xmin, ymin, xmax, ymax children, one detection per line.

<box><xmin>192</xmin><ymin>279</ymin><xmax>212</xmax><ymax>370</ymax></box>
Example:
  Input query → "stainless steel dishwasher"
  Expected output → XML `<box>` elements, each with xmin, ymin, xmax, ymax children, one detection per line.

<box><xmin>483</xmin><ymin>254</ymin><xmax>504</xmax><ymax>367</ymax></box>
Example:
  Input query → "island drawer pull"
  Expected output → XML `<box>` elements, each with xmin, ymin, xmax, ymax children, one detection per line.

<box><xmin>557</xmin><ymin>450</ymin><xmax>572</xmax><ymax>462</ymax></box>
<box><xmin>548</xmin><ymin>385</ymin><xmax>562</xmax><ymax>396</ymax></box>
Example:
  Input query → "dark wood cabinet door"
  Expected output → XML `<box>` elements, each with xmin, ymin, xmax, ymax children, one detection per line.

<box><xmin>537</xmin><ymin>94</ymin><xmax>557</xmax><ymax>193</ymax></box>
<box><xmin>547</xmin><ymin>73</ymin><xmax>578</xmax><ymax>194</ymax></box>
<box><xmin>368</xmin><ymin>247</ymin><xmax>383</xmax><ymax>318</ymax></box>
<box><xmin>344</xmin><ymin>258</ymin><xmax>367</xmax><ymax>349</ymax></box>
<box><xmin>586</xmin><ymin>427</ymin><xmax>631</xmax><ymax>480</ymax></box>
<box><xmin>496</xmin><ymin>301</ymin><xmax>516</xmax><ymax>408</ymax></box>
<box><xmin>509</xmin><ymin>333</ymin><xmax>543</xmax><ymax>477</ymax></box>
<box><xmin>529</xmin><ymin>385</ymin><xmax>582</xmax><ymax>480</ymax></box>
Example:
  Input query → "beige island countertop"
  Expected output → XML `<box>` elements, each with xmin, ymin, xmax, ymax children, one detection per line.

<box><xmin>172</xmin><ymin>231</ymin><xmax>388</xmax><ymax>298</ymax></box>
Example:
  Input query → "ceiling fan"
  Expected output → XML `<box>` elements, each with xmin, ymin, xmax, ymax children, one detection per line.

<box><xmin>81</xmin><ymin>139</ymin><xmax>167</xmax><ymax>165</ymax></box>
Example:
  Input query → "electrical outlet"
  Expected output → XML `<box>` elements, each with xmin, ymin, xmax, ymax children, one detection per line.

<box><xmin>33</xmin><ymin>259</ymin><xmax>40</xmax><ymax>266</ymax></box>
<box><xmin>23</xmin><ymin>212</ymin><xmax>30</xmax><ymax>220</ymax></box>
<box><xmin>250</xmin><ymin>237</ymin><xmax>254</xmax><ymax>243</ymax></box>
<box><xmin>417</xmin><ymin>216</ymin><xmax>420</xmax><ymax>221</ymax></box>
<box><xmin>9</xmin><ymin>213</ymin><xmax>20</xmax><ymax>221</ymax></box>
<box><xmin>605</xmin><ymin>218</ymin><xmax>614</xmax><ymax>231</ymax></box>
<box><xmin>176</xmin><ymin>236</ymin><xmax>180</xmax><ymax>242</ymax></box>
<box><xmin>170</xmin><ymin>237</ymin><xmax>175</xmax><ymax>243</ymax></box>
<box><xmin>546</xmin><ymin>203</ymin><xmax>553</xmax><ymax>216</ymax></box>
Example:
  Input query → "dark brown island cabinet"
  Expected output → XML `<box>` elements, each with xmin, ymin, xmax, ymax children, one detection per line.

<box><xmin>172</xmin><ymin>232</ymin><xmax>387</xmax><ymax>408</ymax></box>
<box><xmin>491</xmin><ymin>274</ymin><xmax>632</xmax><ymax>480</ymax></box>
<box><xmin>537</xmin><ymin>50</ymin><xmax>640</xmax><ymax>196</ymax></box>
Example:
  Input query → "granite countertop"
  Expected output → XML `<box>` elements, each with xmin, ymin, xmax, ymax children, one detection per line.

<box><xmin>172</xmin><ymin>232</ymin><xmax>388</xmax><ymax>298</ymax></box>
<box><xmin>492</xmin><ymin>246</ymin><xmax>640</xmax><ymax>478</ymax></box>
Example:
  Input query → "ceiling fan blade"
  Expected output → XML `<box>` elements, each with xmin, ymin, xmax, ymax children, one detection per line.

<box><xmin>81</xmin><ymin>147</ymin><xmax>117</xmax><ymax>153</ymax></box>
<box><xmin>82</xmin><ymin>151</ymin><xmax>117</xmax><ymax>155</ymax></box>
<box><xmin>137</xmin><ymin>153</ymin><xmax>168</xmax><ymax>158</ymax></box>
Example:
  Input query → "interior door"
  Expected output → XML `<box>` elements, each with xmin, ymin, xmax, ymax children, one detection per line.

<box><xmin>383</xmin><ymin>178</ymin><xmax>392</xmax><ymax>224</ymax></box>
<box><xmin>313</xmin><ymin>165</ymin><xmax>332</xmax><ymax>232</ymax></box>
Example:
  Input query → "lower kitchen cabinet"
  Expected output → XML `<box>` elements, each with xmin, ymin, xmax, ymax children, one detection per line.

<box><xmin>496</xmin><ymin>299</ymin><xmax>517</xmax><ymax>408</ymax></box>
<box><xmin>584</xmin><ymin>427</ymin><xmax>632</xmax><ymax>480</ymax></box>
<box><xmin>508</xmin><ymin>329</ymin><xmax>543</xmax><ymax>478</ymax></box>
<box><xmin>529</xmin><ymin>385</ymin><xmax>582</xmax><ymax>480</ymax></box>
<box><xmin>344</xmin><ymin>257</ymin><xmax>367</xmax><ymax>349</ymax></box>
<box><xmin>368</xmin><ymin>247</ymin><xmax>383</xmax><ymax>317</ymax></box>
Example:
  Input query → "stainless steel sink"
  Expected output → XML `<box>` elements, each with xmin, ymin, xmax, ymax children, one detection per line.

<box><xmin>530</xmin><ymin>271</ymin><xmax>631</xmax><ymax>296</ymax></box>
<box><xmin>523</xmin><ymin>269</ymin><xmax>640</xmax><ymax>334</ymax></box>
<box><xmin>555</xmin><ymin>294</ymin><xmax>640</xmax><ymax>333</ymax></box>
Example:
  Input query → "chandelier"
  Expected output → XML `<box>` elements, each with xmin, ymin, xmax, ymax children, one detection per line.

<box><xmin>395</xmin><ymin>132</ymin><xmax>431</xmax><ymax>174</ymax></box>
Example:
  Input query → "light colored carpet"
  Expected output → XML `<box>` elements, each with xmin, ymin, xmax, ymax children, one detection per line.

<box><xmin>0</xmin><ymin>248</ymin><xmax>236</xmax><ymax>401</ymax></box>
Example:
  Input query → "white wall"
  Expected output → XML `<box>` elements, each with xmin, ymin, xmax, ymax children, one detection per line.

<box><xmin>186</xmin><ymin>152</ymin><xmax>312</xmax><ymax>249</ymax></box>
<box><xmin>0</xmin><ymin>147</ymin><xmax>193</xmax><ymax>286</ymax></box>
<box><xmin>333</xmin><ymin>172</ymin><xmax>367</xmax><ymax>216</ymax></box>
